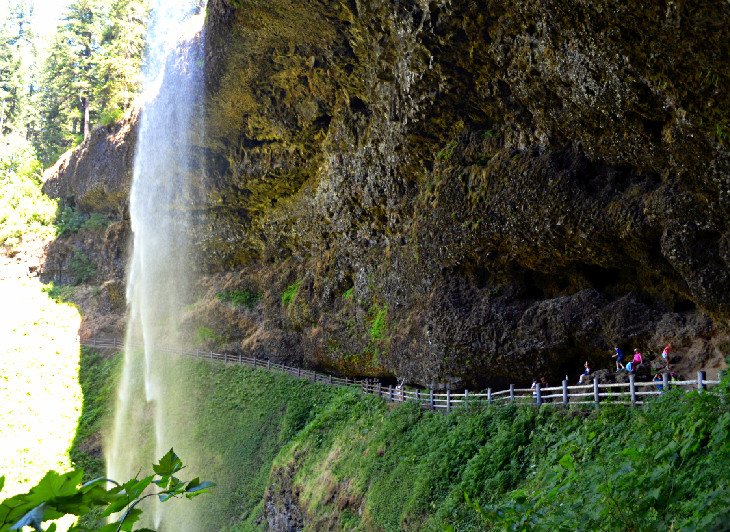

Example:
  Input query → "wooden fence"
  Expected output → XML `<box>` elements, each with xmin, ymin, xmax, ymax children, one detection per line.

<box><xmin>82</xmin><ymin>337</ymin><xmax>722</xmax><ymax>411</ymax></box>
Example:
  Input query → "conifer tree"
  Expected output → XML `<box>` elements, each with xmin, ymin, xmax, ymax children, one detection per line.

<box><xmin>0</xmin><ymin>0</ymin><xmax>33</xmax><ymax>136</ymax></box>
<box><xmin>35</xmin><ymin>0</ymin><xmax>148</xmax><ymax>166</ymax></box>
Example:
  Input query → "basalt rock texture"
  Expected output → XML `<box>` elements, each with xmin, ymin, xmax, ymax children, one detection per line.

<box><xmin>44</xmin><ymin>0</ymin><xmax>730</xmax><ymax>387</ymax></box>
<box><xmin>40</xmin><ymin>112</ymin><xmax>136</xmax><ymax>339</ymax></box>
<box><xmin>42</xmin><ymin>110</ymin><xmax>138</xmax><ymax>216</ymax></box>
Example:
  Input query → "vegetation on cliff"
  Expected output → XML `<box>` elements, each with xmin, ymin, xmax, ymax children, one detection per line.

<box><xmin>43</xmin><ymin>351</ymin><xmax>729</xmax><ymax>531</ymax></box>
<box><xmin>0</xmin><ymin>135</ymin><xmax>56</xmax><ymax>248</ymax></box>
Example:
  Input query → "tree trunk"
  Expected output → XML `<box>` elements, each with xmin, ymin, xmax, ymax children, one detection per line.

<box><xmin>81</xmin><ymin>96</ymin><xmax>90</xmax><ymax>139</ymax></box>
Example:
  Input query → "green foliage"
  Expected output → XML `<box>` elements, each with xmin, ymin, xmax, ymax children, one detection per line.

<box><xmin>59</xmin><ymin>348</ymin><xmax>730</xmax><ymax>530</ymax></box>
<box><xmin>70</xmin><ymin>349</ymin><xmax>120</xmax><ymax>474</ymax></box>
<box><xmin>0</xmin><ymin>135</ymin><xmax>57</xmax><ymax>248</ymax></box>
<box><xmin>164</xmin><ymin>360</ymin><xmax>345</xmax><ymax>530</ymax></box>
<box><xmin>41</xmin><ymin>281</ymin><xmax>76</xmax><ymax>302</ymax></box>
<box><xmin>98</xmin><ymin>106</ymin><xmax>124</xmax><ymax>127</ymax></box>
<box><xmin>81</xmin><ymin>212</ymin><xmax>112</xmax><ymax>230</ymax></box>
<box><xmin>436</xmin><ymin>140</ymin><xmax>458</xmax><ymax>161</ymax></box>
<box><xmin>0</xmin><ymin>450</ymin><xmax>213</xmax><ymax>532</ymax></box>
<box><xmin>69</xmin><ymin>249</ymin><xmax>96</xmax><ymax>284</ymax></box>
<box><xmin>716</xmin><ymin>122</ymin><xmax>729</xmax><ymax>143</ymax></box>
<box><xmin>0</xmin><ymin>2</ymin><xmax>34</xmax><ymax>137</ymax></box>
<box><xmin>35</xmin><ymin>0</ymin><xmax>149</xmax><ymax>165</ymax></box>
<box><xmin>54</xmin><ymin>204</ymin><xmax>86</xmax><ymax>237</ymax></box>
<box><xmin>217</xmin><ymin>288</ymin><xmax>261</xmax><ymax>310</ymax></box>
<box><xmin>55</xmin><ymin>206</ymin><xmax>111</xmax><ymax>236</ymax></box>
<box><xmin>257</xmin><ymin>375</ymin><xmax>730</xmax><ymax>531</ymax></box>
<box><xmin>194</xmin><ymin>326</ymin><xmax>225</xmax><ymax>346</ymax></box>
<box><xmin>342</xmin><ymin>287</ymin><xmax>354</xmax><ymax>300</ymax></box>
<box><xmin>369</xmin><ymin>304</ymin><xmax>387</xmax><ymax>342</ymax></box>
<box><xmin>281</xmin><ymin>280</ymin><xmax>301</xmax><ymax>306</ymax></box>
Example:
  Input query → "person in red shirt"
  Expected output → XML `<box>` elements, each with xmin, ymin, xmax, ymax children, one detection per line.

<box><xmin>661</xmin><ymin>343</ymin><xmax>671</xmax><ymax>368</ymax></box>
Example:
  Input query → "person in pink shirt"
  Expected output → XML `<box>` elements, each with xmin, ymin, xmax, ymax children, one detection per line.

<box><xmin>632</xmin><ymin>348</ymin><xmax>643</xmax><ymax>366</ymax></box>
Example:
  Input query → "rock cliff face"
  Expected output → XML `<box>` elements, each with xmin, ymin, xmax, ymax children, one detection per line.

<box><xmin>43</xmin><ymin>0</ymin><xmax>730</xmax><ymax>387</ymax></box>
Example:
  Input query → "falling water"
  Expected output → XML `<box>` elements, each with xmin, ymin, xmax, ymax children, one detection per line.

<box><xmin>107</xmin><ymin>1</ymin><xmax>206</xmax><ymax>529</ymax></box>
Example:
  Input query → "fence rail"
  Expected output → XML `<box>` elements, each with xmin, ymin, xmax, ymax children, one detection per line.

<box><xmin>81</xmin><ymin>337</ymin><xmax>722</xmax><ymax>412</ymax></box>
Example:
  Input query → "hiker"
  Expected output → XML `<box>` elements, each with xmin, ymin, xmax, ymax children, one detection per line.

<box><xmin>661</xmin><ymin>343</ymin><xmax>671</xmax><ymax>368</ymax></box>
<box><xmin>578</xmin><ymin>361</ymin><xmax>591</xmax><ymax>385</ymax></box>
<box><xmin>653</xmin><ymin>373</ymin><xmax>664</xmax><ymax>391</ymax></box>
<box><xmin>626</xmin><ymin>360</ymin><xmax>634</xmax><ymax>374</ymax></box>
<box><xmin>394</xmin><ymin>378</ymin><xmax>405</xmax><ymax>401</ymax></box>
<box><xmin>612</xmin><ymin>347</ymin><xmax>625</xmax><ymax>370</ymax></box>
<box><xmin>632</xmin><ymin>348</ymin><xmax>643</xmax><ymax>367</ymax></box>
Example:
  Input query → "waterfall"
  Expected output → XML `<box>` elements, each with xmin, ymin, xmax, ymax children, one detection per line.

<box><xmin>107</xmin><ymin>1</ymin><xmax>206</xmax><ymax>529</ymax></box>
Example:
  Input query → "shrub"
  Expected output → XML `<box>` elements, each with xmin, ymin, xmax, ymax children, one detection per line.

<box><xmin>55</xmin><ymin>204</ymin><xmax>86</xmax><ymax>237</ymax></box>
<box><xmin>80</xmin><ymin>212</ymin><xmax>111</xmax><ymax>231</ymax></box>
<box><xmin>41</xmin><ymin>282</ymin><xmax>76</xmax><ymax>302</ymax></box>
<box><xmin>98</xmin><ymin>106</ymin><xmax>124</xmax><ymax>127</ymax></box>
<box><xmin>217</xmin><ymin>289</ymin><xmax>260</xmax><ymax>310</ymax></box>
<box><xmin>281</xmin><ymin>280</ymin><xmax>301</xmax><ymax>306</ymax></box>
<box><xmin>69</xmin><ymin>250</ymin><xmax>96</xmax><ymax>285</ymax></box>
<box><xmin>0</xmin><ymin>135</ymin><xmax>57</xmax><ymax>248</ymax></box>
<box><xmin>195</xmin><ymin>326</ymin><xmax>225</xmax><ymax>346</ymax></box>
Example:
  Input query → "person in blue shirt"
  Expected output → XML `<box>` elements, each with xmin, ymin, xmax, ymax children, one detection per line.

<box><xmin>578</xmin><ymin>361</ymin><xmax>591</xmax><ymax>384</ymax></box>
<box><xmin>612</xmin><ymin>347</ymin><xmax>625</xmax><ymax>371</ymax></box>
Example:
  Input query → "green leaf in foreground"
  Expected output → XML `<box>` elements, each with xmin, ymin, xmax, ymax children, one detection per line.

<box><xmin>0</xmin><ymin>449</ymin><xmax>212</xmax><ymax>532</ymax></box>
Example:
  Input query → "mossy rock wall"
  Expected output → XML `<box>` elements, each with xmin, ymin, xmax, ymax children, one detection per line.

<box><xmin>44</xmin><ymin>0</ymin><xmax>730</xmax><ymax>386</ymax></box>
<box><xmin>197</xmin><ymin>0</ymin><xmax>729</xmax><ymax>387</ymax></box>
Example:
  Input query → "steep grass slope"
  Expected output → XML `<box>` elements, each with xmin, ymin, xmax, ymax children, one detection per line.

<box><xmin>76</xmin><ymin>354</ymin><xmax>730</xmax><ymax>531</ymax></box>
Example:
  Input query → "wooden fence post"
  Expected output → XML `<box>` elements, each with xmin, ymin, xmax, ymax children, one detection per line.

<box><xmin>377</xmin><ymin>382</ymin><xmax>382</xmax><ymax>397</ymax></box>
<box><xmin>698</xmin><ymin>371</ymin><xmax>705</xmax><ymax>393</ymax></box>
<box><xmin>487</xmin><ymin>387</ymin><xmax>493</xmax><ymax>405</ymax></box>
<box><xmin>388</xmin><ymin>385</ymin><xmax>393</xmax><ymax>401</ymax></box>
<box><xmin>238</xmin><ymin>353</ymin><xmax>242</xmax><ymax>364</ymax></box>
<box><xmin>562</xmin><ymin>379</ymin><xmax>568</xmax><ymax>405</ymax></box>
<box><xmin>446</xmin><ymin>388</ymin><xmax>451</xmax><ymax>412</ymax></box>
<box><xmin>535</xmin><ymin>383</ymin><xmax>542</xmax><ymax>407</ymax></box>
<box><xmin>329</xmin><ymin>374</ymin><xmax>333</xmax><ymax>384</ymax></box>
<box><xmin>416</xmin><ymin>388</ymin><xmax>420</xmax><ymax>404</ymax></box>
<box><xmin>224</xmin><ymin>353</ymin><xmax>228</xmax><ymax>363</ymax></box>
<box><xmin>629</xmin><ymin>374</ymin><xmax>636</xmax><ymax>405</ymax></box>
<box><xmin>267</xmin><ymin>359</ymin><xmax>271</xmax><ymax>370</ymax></box>
<box><xmin>209</xmin><ymin>351</ymin><xmax>213</xmax><ymax>361</ymax></box>
<box><xmin>593</xmin><ymin>377</ymin><xmax>600</xmax><ymax>404</ymax></box>
<box><xmin>464</xmin><ymin>389</ymin><xmax>469</xmax><ymax>408</ymax></box>
<box><xmin>509</xmin><ymin>384</ymin><xmax>515</xmax><ymax>403</ymax></box>
<box><xmin>297</xmin><ymin>367</ymin><xmax>301</xmax><ymax>378</ymax></box>
<box><xmin>429</xmin><ymin>387</ymin><xmax>434</xmax><ymax>410</ymax></box>
<box><xmin>662</xmin><ymin>372</ymin><xmax>669</xmax><ymax>393</ymax></box>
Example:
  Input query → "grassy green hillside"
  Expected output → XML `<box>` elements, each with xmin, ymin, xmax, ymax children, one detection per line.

<box><xmin>73</xmin><ymin>353</ymin><xmax>730</xmax><ymax>531</ymax></box>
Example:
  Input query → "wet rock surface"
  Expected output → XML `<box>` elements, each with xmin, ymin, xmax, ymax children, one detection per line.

<box><xmin>43</xmin><ymin>0</ymin><xmax>730</xmax><ymax>388</ymax></box>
